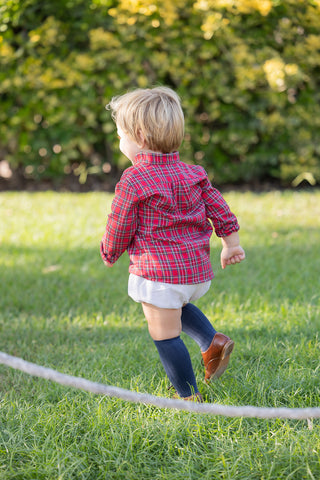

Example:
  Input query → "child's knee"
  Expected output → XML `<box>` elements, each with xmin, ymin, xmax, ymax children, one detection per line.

<box><xmin>142</xmin><ymin>302</ymin><xmax>182</xmax><ymax>341</ymax></box>
<box><xmin>147</xmin><ymin>323</ymin><xmax>182</xmax><ymax>341</ymax></box>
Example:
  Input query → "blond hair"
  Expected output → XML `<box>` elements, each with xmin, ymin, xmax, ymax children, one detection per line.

<box><xmin>107</xmin><ymin>87</ymin><xmax>184</xmax><ymax>153</ymax></box>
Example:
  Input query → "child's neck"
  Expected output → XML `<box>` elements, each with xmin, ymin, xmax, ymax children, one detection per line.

<box><xmin>132</xmin><ymin>150</ymin><xmax>177</xmax><ymax>164</ymax></box>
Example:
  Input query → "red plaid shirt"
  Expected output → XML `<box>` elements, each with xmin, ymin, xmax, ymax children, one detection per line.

<box><xmin>100</xmin><ymin>151</ymin><xmax>239</xmax><ymax>284</ymax></box>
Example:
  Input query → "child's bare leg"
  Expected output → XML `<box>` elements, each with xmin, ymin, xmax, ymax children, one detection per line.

<box><xmin>142</xmin><ymin>302</ymin><xmax>182</xmax><ymax>340</ymax></box>
<box><xmin>142</xmin><ymin>302</ymin><xmax>200</xmax><ymax>399</ymax></box>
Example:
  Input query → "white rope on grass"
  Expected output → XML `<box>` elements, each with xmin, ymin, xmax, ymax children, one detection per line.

<box><xmin>0</xmin><ymin>351</ymin><xmax>319</xmax><ymax>420</ymax></box>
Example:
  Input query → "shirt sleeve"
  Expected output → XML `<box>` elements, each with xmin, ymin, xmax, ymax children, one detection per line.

<box><xmin>200</xmin><ymin>176</ymin><xmax>239</xmax><ymax>237</ymax></box>
<box><xmin>100</xmin><ymin>176</ymin><xmax>139</xmax><ymax>265</ymax></box>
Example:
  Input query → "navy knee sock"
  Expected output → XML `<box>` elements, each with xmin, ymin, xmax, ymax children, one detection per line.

<box><xmin>181</xmin><ymin>303</ymin><xmax>216</xmax><ymax>352</ymax></box>
<box><xmin>153</xmin><ymin>336</ymin><xmax>199</xmax><ymax>398</ymax></box>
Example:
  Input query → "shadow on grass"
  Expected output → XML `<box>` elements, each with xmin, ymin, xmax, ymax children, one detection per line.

<box><xmin>0</xmin><ymin>243</ymin><xmax>131</xmax><ymax>316</ymax></box>
<box><xmin>2</xmin><ymin>225</ymin><xmax>320</xmax><ymax>315</ymax></box>
<box><xmin>0</xmin><ymin>237</ymin><xmax>319</xmax><ymax>401</ymax></box>
<box><xmin>1</xmin><ymin>236</ymin><xmax>319</xmax><ymax>331</ymax></box>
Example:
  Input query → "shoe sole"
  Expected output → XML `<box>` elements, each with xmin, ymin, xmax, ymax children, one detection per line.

<box><xmin>205</xmin><ymin>340</ymin><xmax>234</xmax><ymax>382</ymax></box>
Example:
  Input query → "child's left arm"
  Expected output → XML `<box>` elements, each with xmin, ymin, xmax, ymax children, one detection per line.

<box><xmin>100</xmin><ymin>176</ymin><xmax>139</xmax><ymax>267</ymax></box>
<box><xmin>102</xmin><ymin>258</ymin><xmax>114</xmax><ymax>268</ymax></box>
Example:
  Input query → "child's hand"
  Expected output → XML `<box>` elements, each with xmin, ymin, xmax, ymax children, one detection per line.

<box><xmin>102</xmin><ymin>259</ymin><xmax>113</xmax><ymax>268</ymax></box>
<box><xmin>100</xmin><ymin>242</ymin><xmax>114</xmax><ymax>267</ymax></box>
<box><xmin>221</xmin><ymin>245</ymin><xmax>245</xmax><ymax>269</ymax></box>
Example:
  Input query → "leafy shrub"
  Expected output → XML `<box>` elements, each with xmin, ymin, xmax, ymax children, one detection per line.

<box><xmin>0</xmin><ymin>0</ymin><xmax>319</xmax><ymax>186</ymax></box>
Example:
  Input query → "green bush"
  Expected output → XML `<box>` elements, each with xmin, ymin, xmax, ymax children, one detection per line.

<box><xmin>0</xmin><ymin>0</ymin><xmax>319</xmax><ymax>186</ymax></box>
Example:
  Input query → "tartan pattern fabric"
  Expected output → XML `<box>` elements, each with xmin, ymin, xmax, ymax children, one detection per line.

<box><xmin>100</xmin><ymin>151</ymin><xmax>239</xmax><ymax>284</ymax></box>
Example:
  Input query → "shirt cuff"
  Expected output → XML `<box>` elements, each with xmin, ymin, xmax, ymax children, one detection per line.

<box><xmin>100</xmin><ymin>241</ymin><xmax>117</xmax><ymax>265</ymax></box>
<box><xmin>215</xmin><ymin>223</ymin><xmax>240</xmax><ymax>238</ymax></box>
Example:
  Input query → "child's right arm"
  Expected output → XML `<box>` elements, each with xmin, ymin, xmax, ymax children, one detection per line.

<box><xmin>220</xmin><ymin>231</ymin><xmax>245</xmax><ymax>269</ymax></box>
<box><xmin>200</xmin><ymin>176</ymin><xmax>239</xmax><ymax>238</ymax></box>
<box><xmin>200</xmin><ymin>174</ymin><xmax>245</xmax><ymax>268</ymax></box>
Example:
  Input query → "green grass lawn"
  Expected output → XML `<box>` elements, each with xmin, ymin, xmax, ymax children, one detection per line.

<box><xmin>0</xmin><ymin>190</ymin><xmax>319</xmax><ymax>479</ymax></box>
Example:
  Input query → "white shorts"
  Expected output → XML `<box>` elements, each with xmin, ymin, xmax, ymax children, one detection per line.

<box><xmin>128</xmin><ymin>274</ymin><xmax>211</xmax><ymax>309</ymax></box>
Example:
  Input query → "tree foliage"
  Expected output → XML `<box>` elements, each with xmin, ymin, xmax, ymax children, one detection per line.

<box><xmin>1</xmin><ymin>0</ymin><xmax>320</xmax><ymax>186</ymax></box>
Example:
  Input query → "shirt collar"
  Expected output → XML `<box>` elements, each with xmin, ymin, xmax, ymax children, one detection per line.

<box><xmin>133</xmin><ymin>151</ymin><xmax>180</xmax><ymax>166</ymax></box>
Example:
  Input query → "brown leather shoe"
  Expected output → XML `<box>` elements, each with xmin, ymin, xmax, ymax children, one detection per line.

<box><xmin>173</xmin><ymin>392</ymin><xmax>203</xmax><ymax>402</ymax></box>
<box><xmin>201</xmin><ymin>333</ymin><xmax>234</xmax><ymax>382</ymax></box>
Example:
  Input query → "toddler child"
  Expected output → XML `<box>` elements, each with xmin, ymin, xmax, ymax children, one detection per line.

<box><xmin>101</xmin><ymin>87</ymin><xmax>245</xmax><ymax>402</ymax></box>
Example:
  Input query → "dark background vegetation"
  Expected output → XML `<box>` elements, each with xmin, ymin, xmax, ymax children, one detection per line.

<box><xmin>1</xmin><ymin>0</ymin><xmax>319</xmax><ymax>191</ymax></box>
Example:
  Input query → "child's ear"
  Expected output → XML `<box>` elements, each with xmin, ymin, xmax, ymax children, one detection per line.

<box><xmin>138</xmin><ymin>130</ymin><xmax>147</xmax><ymax>148</ymax></box>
